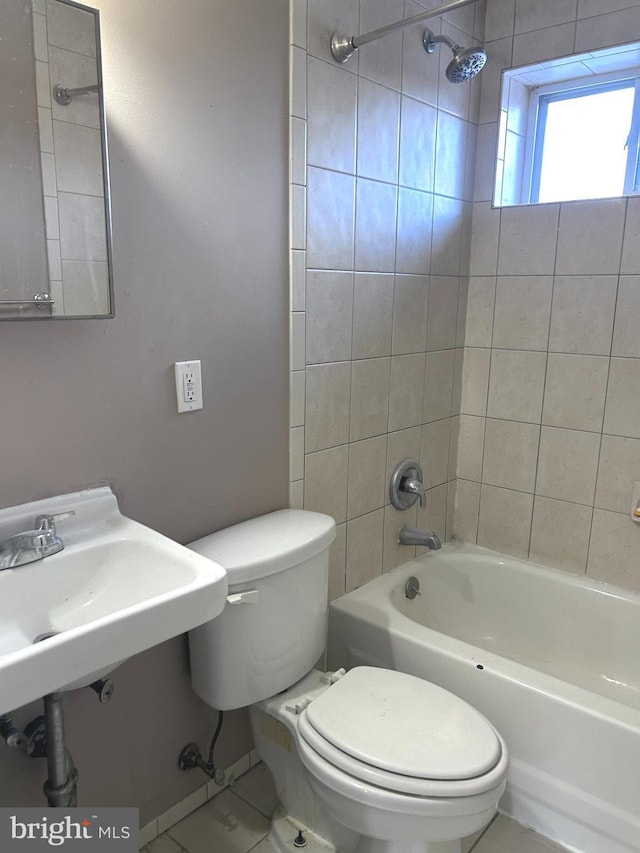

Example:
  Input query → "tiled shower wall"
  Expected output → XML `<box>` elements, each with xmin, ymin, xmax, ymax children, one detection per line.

<box><xmin>459</xmin><ymin>0</ymin><xmax>640</xmax><ymax>590</ymax></box>
<box><xmin>289</xmin><ymin>0</ymin><xmax>485</xmax><ymax>598</ymax></box>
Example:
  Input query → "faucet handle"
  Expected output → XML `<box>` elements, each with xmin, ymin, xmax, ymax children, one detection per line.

<box><xmin>34</xmin><ymin>511</ymin><xmax>75</xmax><ymax>537</ymax></box>
<box><xmin>400</xmin><ymin>476</ymin><xmax>426</xmax><ymax>509</ymax></box>
<box><xmin>390</xmin><ymin>459</ymin><xmax>426</xmax><ymax>510</ymax></box>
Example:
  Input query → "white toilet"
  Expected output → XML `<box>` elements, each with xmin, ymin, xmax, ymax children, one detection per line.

<box><xmin>188</xmin><ymin>510</ymin><xmax>508</xmax><ymax>853</ymax></box>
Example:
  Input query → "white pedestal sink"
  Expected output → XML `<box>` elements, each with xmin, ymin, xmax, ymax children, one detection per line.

<box><xmin>0</xmin><ymin>487</ymin><xmax>227</xmax><ymax>711</ymax></box>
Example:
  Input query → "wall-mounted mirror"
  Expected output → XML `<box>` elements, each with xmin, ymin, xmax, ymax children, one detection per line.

<box><xmin>1</xmin><ymin>0</ymin><xmax>113</xmax><ymax>319</ymax></box>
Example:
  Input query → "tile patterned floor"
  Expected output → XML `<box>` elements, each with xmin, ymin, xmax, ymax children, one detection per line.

<box><xmin>142</xmin><ymin>764</ymin><xmax>571</xmax><ymax>853</ymax></box>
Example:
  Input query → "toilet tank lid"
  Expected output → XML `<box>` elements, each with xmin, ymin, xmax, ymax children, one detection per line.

<box><xmin>188</xmin><ymin>509</ymin><xmax>336</xmax><ymax>584</ymax></box>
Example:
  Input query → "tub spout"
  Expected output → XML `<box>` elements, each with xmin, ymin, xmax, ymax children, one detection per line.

<box><xmin>398</xmin><ymin>527</ymin><xmax>442</xmax><ymax>550</ymax></box>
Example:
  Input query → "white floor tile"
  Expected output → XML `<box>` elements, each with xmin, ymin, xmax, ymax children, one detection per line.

<box><xmin>247</xmin><ymin>839</ymin><xmax>277</xmax><ymax>853</ymax></box>
<box><xmin>473</xmin><ymin>815</ymin><xmax>571</xmax><ymax>853</ymax></box>
<box><xmin>232</xmin><ymin>763</ymin><xmax>280</xmax><ymax>819</ymax></box>
<box><xmin>167</xmin><ymin>789</ymin><xmax>269</xmax><ymax>853</ymax></box>
<box><xmin>146</xmin><ymin>835</ymin><xmax>186</xmax><ymax>853</ymax></box>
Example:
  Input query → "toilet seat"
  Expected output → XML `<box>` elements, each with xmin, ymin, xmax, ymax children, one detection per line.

<box><xmin>297</xmin><ymin>667</ymin><xmax>505</xmax><ymax>798</ymax></box>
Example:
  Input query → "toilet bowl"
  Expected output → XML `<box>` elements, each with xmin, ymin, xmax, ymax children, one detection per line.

<box><xmin>188</xmin><ymin>510</ymin><xmax>508</xmax><ymax>853</ymax></box>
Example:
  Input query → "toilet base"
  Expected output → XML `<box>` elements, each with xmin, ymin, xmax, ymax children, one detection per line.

<box><xmin>268</xmin><ymin>809</ymin><xmax>336</xmax><ymax>853</ymax></box>
<box><xmin>352</xmin><ymin>840</ymin><xmax>462</xmax><ymax>853</ymax></box>
<box><xmin>268</xmin><ymin>809</ymin><xmax>462</xmax><ymax>853</ymax></box>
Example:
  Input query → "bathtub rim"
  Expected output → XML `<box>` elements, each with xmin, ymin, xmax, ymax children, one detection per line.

<box><xmin>329</xmin><ymin>540</ymin><xmax>640</xmax><ymax>729</ymax></box>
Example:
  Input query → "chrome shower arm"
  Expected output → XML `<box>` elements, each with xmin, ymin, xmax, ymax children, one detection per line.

<box><xmin>331</xmin><ymin>0</ymin><xmax>479</xmax><ymax>63</ymax></box>
<box><xmin>424</xmin><ymin>32</ymin><xmax>458</xmax><ymax>52</ymax></box>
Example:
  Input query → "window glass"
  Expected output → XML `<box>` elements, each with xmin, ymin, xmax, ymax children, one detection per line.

<box><xmin>535</xmin><ymin>85</ymin><xmax>634</xmax><ymax>203</ymax></box>
<box><xmin>495</xmin><ymin>42</ymin><xmax>640</xmax><ymax>207</ymax></box>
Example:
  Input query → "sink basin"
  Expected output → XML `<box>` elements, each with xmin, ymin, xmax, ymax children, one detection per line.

<box><xmin>0</xmin><ymin>487</ymin><xmax>227</xmax><ymax>711</ymax></box>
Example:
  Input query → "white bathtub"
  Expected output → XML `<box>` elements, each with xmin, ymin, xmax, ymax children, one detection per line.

<box><xmin>327</xmin><ymin>542</ymin><xmax>640</xmax><ymax>853</ymax></box>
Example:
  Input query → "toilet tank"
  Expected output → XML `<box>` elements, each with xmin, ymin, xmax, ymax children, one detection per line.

<box><xmin>187</xmin><ymin>509</ymin><xmax>336</xmax><ymax>711</ymax></box>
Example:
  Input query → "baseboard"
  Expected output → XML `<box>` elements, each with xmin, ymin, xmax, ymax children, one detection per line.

<box><xmin>139</xmin><ymin>748</ymin><xmax>258</xmax><ymax>848</ymax></box>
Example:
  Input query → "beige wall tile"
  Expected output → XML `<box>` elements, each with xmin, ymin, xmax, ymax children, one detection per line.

<box><xmin>386</xmin><ymin>426</ymin><xmax>422</xmax><ymax>489</ymax></box>
<box><xmin>512</xmin><ymin>23</ymin><xmax>576</xmax><ymax>65</ymax></box>
<box><xmin>530</xmin><ymin>496</ymin><xmax>592</xmax><ymax>574</ymax></box>
<box><xmin>493</xmin><ymin>276</ymin><xmax>553</xmax><ymax>350</ymax></box>
<box><xmin>355</xmin><ymin>178</ymin><xmax>398</xmax><ymax>272</ymax></box>
<box><xmin>304</xmin><ymin>444</ymin><xmax>349</xmax><ymax>522</ymax></box>
<box><xmin>399</xmin><ymin>95</ymin><xmax>437</xmax><ymax>192</ymax></box>
<box><xmin>357</xmin><ymin>79</ymin><xmax>400</xmax><ymax>183</ymax></box>
<box><xmin>455</xmin><ymin>479</ymin><xmax>481</xmax><ymax>543</ymax></box>
<box><xmin>392</xmin><ymin>275</ymin><xmax>429</xmax><ymax>354</ymax></box>
<box><xmin>515</xmin><ymin>0</ymin><xmax>578</xmax><ymax>33</ymax></box>
<box><xmin>542</xmin><ymin>354</ymin><xmax>609</xmax><ymax>432</ymax></box>
<box><xmin>427</xmin><ymin>276</ymin><xmax>460</xmax><ymax>351</ymax></box>
<box><xmin>357</xmin><ymin>0</ymin><xmax>404</xmax><ymax>90</ymax></box>
<box><xmin>347</xmin><ymin>435</ymin><xmax>388</xmax><ymax>519</ymax></box>
<box><xmin>536</xmin><ymin>426</ymin><xmax>600</xmax><ymax>505</ymax></box>
<box><xmin>421</xmin><ymin>419</ymin><xmax>452</xmax><ymax>489</ymax></box>
<box><xmin>603</xmin><ymin>357</ymin><xmax>640</xmax><ymax>439</ymax></box>
<box><xmin>424</xmin><ymin>350</ymin><xmax>455</xmax><ymax>423</ymax></box>
<box><xmin>396</xmin><ymin>188</ymin><xmax>434</xmax><ymax>274</ymax></box>
<box><xmin>290</xmin><ymin>371</ymin><xmax>305</xmax><ymax>427</ymax></box>
<box><xmin>487</xmin><ymin>349</ymin><xmax>547</xmax><ymax>423</ymax></box>
<box><xmin>305</xmin><ymin>271</ymin><xmax>353</xmax><ymax>364</ymax></box>
<box><xmin>431</xmin><ymin>197</ymin><xmax>464</xmax><ymax>276</ymax></box>
<box><xmin>469</xmin><ymin>201</ymin><xmax>501</xmax><ymax>275</ymax></box>
<box><xmin>346</xmin><ymin>509</ymin><xmax>384</xmax><ymax>591</ymax></box>
<box><xmin>556</xmin><ymin>199</ymin><xmax>626</xmax><ymax>275</ymax></box>
<box><xmin>549</xmin><ymin>275</ymin><xmax>617</xmax><ymax>356</ymax></box>
<box><xmin>290</xmin><ymin>426</ymin><xmax>304</xmax><ymax>482</ymax></box>
<box><xmin>478</xmin><ymin>38</ymin><xmax>514</xmax><ymax>125</ymax></box>
<box><xmin>612</xmin><ymin>276</ymin><xmax>640</xmax><ymax>357</ymax></box>
<box><xmin>435</xmin><ymin>110</ymin><xmax>467</xmax><ymax>199</ymax></box>
<box><xmin>328</xmin><ymin>523</ymin><xmax>347</xmax><ymax>601</ymax></box>
<box><xmin>595</xmin><ymin>434</ymin><xmax>640</xmax><ymax>514</ymax></box>
<box><xmin>465</xmin><ymin>277</ymin><xmax>496</xmax><ymax>347</ymax></box>
<box><xmin>621</xmin><ymin>199</ymin><xmax>640</xmax><ymax>274</ymax></box>
<box><xmin>460</xmin><ymin>347</ymin><xmax>490</xmax><ymax>416</ymax></box>
<box><xmin>485</xmin><ymin>0</ymin><xmax>516</xmax><ymax>40</ymax></box>
<box><xmin>483</xmin><ymin>418</ymin><xmax>540</xmax><ymax>492</ymax></box>
<box><xmin>352</xmin><ymin>273</ymin><xmax>394</xmax><ymax>359</ymax></box>
<box><xmin>587</xmin><ymin>510</ymin><xmax>640</xmax><ymax>591</ymax></box>
<box><xmin>306</xmin><ymin>362</ymin><xmax>352</xmax><ymax>452</ymax></box>
<box><xmin>457</xmin><ymin>415</ymin><xmax>485</xmax><ymax>482</ymax></box>
<box><xmin>477</xmin><ymin>484</ymin><xmax>534</xmax><ymax>558</ymax></box>
<box><xmin>416</xmin><ymin>483</ymin><xmax>448</xmax><ymax>550</ymax></box>
<box><xmin>575</xmin><ymin>5</ymin><xmax>640</xmax><ymax>52</ymax></box>
<box><xmin>497</xmin><ymin>204</ymin><xmax>559</xmax><ymax>276</ymax></box>
<box><xmin>383</xmin><ymin>503</ymin><xmax>417</xmax><ymax>571</ymax></box>
<box><xmin>350</xmin><ymin>357</ymin><xmax>391</xmax><ymax>441</ymax></box>
<box><xmin>307</xmin><ymin>56</ymin><xmax>357</xmax><ymax>172</ymax></box>
<box><xmin>388</xmin><ymin>353</ymin><xmax>426</xmax><ymax>431</ymax></box>
<box><xmin>448</xmin><ymin>415</ymin><xmax>460</xmax><ymax>481</ymax></box>
<box><xmin>306</xmin><ymin>167</ymin><xmax>355</xmax><ymax>269</ymax></box>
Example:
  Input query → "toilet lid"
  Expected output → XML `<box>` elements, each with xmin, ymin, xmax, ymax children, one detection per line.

<box><xmin>303</xmin><ymin>667</ymin><xmax>501</xmax><ymax>781</ymax></box>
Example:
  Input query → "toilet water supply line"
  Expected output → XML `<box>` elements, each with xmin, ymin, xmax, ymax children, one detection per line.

<box><xmin>178</xmin><ymin>710</ymin><xmax>226</xmax><ymax>785</ymax></box>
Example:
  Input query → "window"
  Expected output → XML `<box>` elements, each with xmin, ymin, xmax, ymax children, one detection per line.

<box><xmin>495</xmin><ymin>42</ymin><xmax>640</xmax><ymax>207</ymax></box>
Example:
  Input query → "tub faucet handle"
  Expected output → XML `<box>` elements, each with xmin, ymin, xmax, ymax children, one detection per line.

<box><xmin>390</xmin><ymin>459</ymin><xmax>426</xmax><ymax>510</ymax></box>
<box><xmin>401</xmin><ymin>476</ymin><xmax>426</xmax><ymax>509</ymax></box>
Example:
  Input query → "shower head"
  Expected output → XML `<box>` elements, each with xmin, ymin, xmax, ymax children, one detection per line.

<box><xmin>423</xmin><ymin>29</ymin><xmax>487</xmax><ymax>83</ymax></box>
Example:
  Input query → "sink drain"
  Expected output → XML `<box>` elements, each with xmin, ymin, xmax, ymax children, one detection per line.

<box><xmin>33</xmin><ymin>631</ymin><xmax>60</xmax><ymax>644</ymax></box>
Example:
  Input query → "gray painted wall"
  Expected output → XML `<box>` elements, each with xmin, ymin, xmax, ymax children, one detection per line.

<box><xmin>0</xmin><ymin>0</ymin><xmax>289</xmax><ymax>823</ymax></box>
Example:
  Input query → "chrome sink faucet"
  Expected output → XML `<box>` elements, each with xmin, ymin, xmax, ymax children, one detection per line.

<box><xmin>0</xmin><ymin>512</ymin><xmax>73</xmax><ymax>570</ymax></box>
